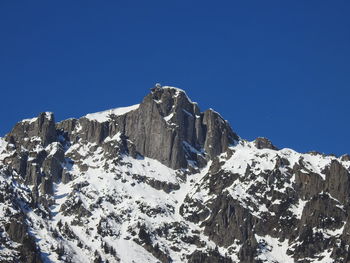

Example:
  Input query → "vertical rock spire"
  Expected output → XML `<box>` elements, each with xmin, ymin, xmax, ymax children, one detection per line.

<box><xmin>122</xmin><ymin>85</ymin><xmax>239</xmax><ymax>169</ymax></box>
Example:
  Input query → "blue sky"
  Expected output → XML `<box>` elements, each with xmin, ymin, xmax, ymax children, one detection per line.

<box><xmin>1</xmin><ymin>1</ymin><xmax>349</xmax><ymax>156</ymax></box>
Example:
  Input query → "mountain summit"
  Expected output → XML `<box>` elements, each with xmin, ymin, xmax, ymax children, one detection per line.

<box><xmin>0</xmin><ymin>85</ymin><xmax>349</xmax><ymax>263</ymax></box>
<box><xmin>58</xmin><ymin>85</ymin><xmax>238</xmax><ymax>169</ymax></box>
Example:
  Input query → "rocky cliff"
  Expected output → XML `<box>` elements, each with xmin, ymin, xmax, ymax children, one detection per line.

<box><xmin>0</xmin><ymin>85</ymin><xmax>349</xmax><ymax>263</ymax></box>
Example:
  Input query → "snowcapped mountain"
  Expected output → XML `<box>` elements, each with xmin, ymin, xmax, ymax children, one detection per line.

<box><xmin>1</xmin><ymin>85</ymin><xmax>350</xmax><ymax>263</ymax></box>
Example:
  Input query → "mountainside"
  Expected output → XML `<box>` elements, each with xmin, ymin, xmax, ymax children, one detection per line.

<box><xmin>1</xmin><ymin>85</ymin><xmax>350</xmax><ymax>263</ymax></box>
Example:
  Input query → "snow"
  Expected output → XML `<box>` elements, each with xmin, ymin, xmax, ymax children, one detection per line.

<box><xmin>323</xmin><ymin>224</ymin><xmax>346</xmax><ymax>237</ymax></box>
<box><xmin>120</xmin><ymin>155</ymin><xmax>180</xmax><ymax>184</ymax></box>
<box><xmin>0</xmin><ymin>138</ymin><xmax>8</xmax><ymax>160</ymax></box>
<box><xmin>255</xmin><ymin>234</ymin><xmax>294</xmax><ymax>263</ymax></box>
<box><xmin>222</xmin><ymin>141</ymin><xmax>276</xmax><ymax>174</ymax></box>
<box><xmin>25</xmin><ymin>136</ymin><xmax>208</xmax><ymax>262</ymax></box>
<box><xmin>289</xmin><ymin>199</ymin><xmax>308</xmax><ymax>219</ymax></box>
<box><xmin>301</xmin><ymin>153</ymin><xmax>334</xmax><ymax>180</ymax></box>
<box><xmin>21</xmin><ymin>117</ymin><xmax>38</xmax><ymax>124</ymax></box>
<box><xmin>45</xmin><ymin>112</ymin><xmax>54</xmax><ymax>120</ymax></box>
<box><xmin>45</xmin><ymin>142</ymin><xmax>62</xmax><ymax>157</ymax></box>
<box><xmin>183</xmin><ymin>141</ymin><xmax>204</xmax><ymax>156</ymax></box>
<box><xmin>312</xmin><ymin>220</ymin><xmax>346</xmax><ymax>238</ymax></box>
<box><xmin>1</xmin><ymin>112</ymin><xmax>348</xmax><ymax>263</ymax></box>
<box><xmin>21</xmin><ymin>112</ymin><xmax>53</xmax><ymax>123</ymax></box>
<box><xmin>207</xmin><ymin>108</ymin><xmax>226</xmax><ymax>121</ymax></box>
<box><xmin>161</xmin><ymin>86</ymin><xmax>195</xmax><ymax>104</ymax></box>
<box><xmin>182</xmin><ymin>109</ymin><xmax>193</xmax><ymax>117</ymax></box>
<box><xmin>113</xmin><ymin>239</ymin><xmax>159</xmax><ymax>263</ymax></box>
<box><xmin>279</xmin><ymin>148</ymin><xmax>301</xmax><ymax>167</ymax></box>
<box><xmin>84</xmin><ymin>104</ymin><xmax>139</xmax><ymax>122</ymax></box>
<box><xmin>61</xmin><ymin>165</ymin><xmax>171</xmax><ymax>261</ymax></box>
<box><xmin>163</xmin><ymin>112</ymin><xmax>174</xmax><ymax>122</ymax></box>
<box><xmin>104</xmin><ymin>132</ymin><xmax>122</xmax><ymax>143</ymax></box>
<box><xmin>314</xmin><ymin>249</ymin><xmax>333</xmax><ymax>263</ymax></box>
<box><xmin>163</xmin><ymin>109</ymin><xmax>195</xmax><ymax>124</ymax></box>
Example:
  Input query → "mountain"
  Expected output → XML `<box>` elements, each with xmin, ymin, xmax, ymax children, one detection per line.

<box><xmin>0</xmin><ymin>85</ymin><xmax>350</xmax><ymax>263</ymax></box>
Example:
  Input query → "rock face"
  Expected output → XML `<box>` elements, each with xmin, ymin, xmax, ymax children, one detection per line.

<box><xmin>58</xmin><ymin>86</ymin><xmax>238</xmax><ymax>169</ymax></box>
<box><xmin>5</xmin><ymin>217</ymin><xmax>43</xmax><ymax>263</ymax></box>
<box><xmin>124</xmin><ymin>87</ymin><xmax>238</xmax><ymax>169</ymax></box>
<box><xmin>0</xmin><ymin>85</ymin><xmax>349</xmax><ymax>263</ymax></box>
<box><xmin>254</xmin><ymin>137</ymin><xmax>278</xmax><ymax>150</ymax></box>
<box><xmin>6</xmin><ymin>112</ymin><xmax>56</xmax><ymax>148</ymax></box>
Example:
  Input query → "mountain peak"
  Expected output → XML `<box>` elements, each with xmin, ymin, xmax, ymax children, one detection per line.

<box><xmin>54</xmin><ymin>85</ymin><xmax>239</xmax><ymax>169</ymax></box>
<box><xmin>151</xmin><ymin>84</ymin><xmax>194</xmax><ymax>103</ymax></box>
<box><xmin>132</xmin><ymin>85</ymin><xmax>239</xmax><ymax>168</ymax></box>
<box><xmin>1</xmin><ymin>86</ymin><xmax>350</xmax><ymax>263</ymax></box>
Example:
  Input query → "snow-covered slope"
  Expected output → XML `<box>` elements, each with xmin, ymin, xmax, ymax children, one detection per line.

<box><xmin>0</xmin><ymin>86</ymin><xmax>350</xmax><ymax>263</ymax></box>
<box><xmin>84</xmin><ymin>104</ymin><xmax>140</xmax><ymax>123</ymax></box>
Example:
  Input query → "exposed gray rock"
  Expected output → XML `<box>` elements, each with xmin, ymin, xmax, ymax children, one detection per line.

<box><xmin>122</xmin><ymin>87</ymin><xmax>193</xmax><ymax>169</ymax></box>
<box><xmin>62</xmin><ymin>171</ymin><xmax>72</xmax><ymax>184</ymax></box>
<box><xmin>40</xmin><ymin>177</ymin><xmax>53</xmax><ymax>195</ymax></box>
<box><xmin>42</xmin><ymin>143</ymin><xmax>64</xmax><ymax>183</ymax></box>
<box><xmin>202</xmin><ymin>109</ymin><xmax>238</xmax><ymax>158</ymax></box>
<box><xmin>12</xmin><ymin>152</ymin><xmax>28</xmax><ymax>178</ymax></box>
<box><xmin>203</xmin><ymin>194</ymin><xmax>257</xmax><ymax>247</ymax></box>
<box><xmin>132</xmin><ymin>174</ymin><xmax>180</xmax><ymax>193</ymax></box>
<box><xmin>6</xmin><ymin>218</ymin><xmax>28</xmax><ymax>243</ymax></box>
<box><xmin>77</xmin><ymin>117</ymin><xmax>110</xmax><ymax>144</ymax></box>
<box><xmin>180</xmin><ymin>195</ymin><xmax>211</xmax><ymax>224</ymax></box>
<box><xmin>136</xmin><ymin>224</ymin><xmax>173</xmax><ymax>263</ymax></box>
<box><xmin>299</xmin><ymin>193</ymin><xmax>346</xmax><ymax>232</ymax></box>
<box><xmin>187</xmin><ymin>249</ymin><xmax>233</xmax><ymax>263</ymax></box>
<box><xmin>25</xmin><ymin>161</ymin><xmax>42</xmax><ymax>186</ymax></box>
<box><xmin>5</xmin><ymin>112</ymin><xmax>56</xmax><ymax>149</ymax></box>
<box><xmin>294</xmin><ymin>159</ymin><xmax>324</xmax><ymax>199</ymax></box>
<box><xmin>5</xmin><ymin>216</ymin><xmax>43</xmax><ymax>263</ymax></box>
<box><xmin>340</xmin><ymin>154</ymin><xmax>350</xmax><ymax>162</ymax></box>
<box><xmin>56</xmin><ymin>86</ymin><xmax>239</xmax><ymax>169</ymax></box>
<box><xmin>324</xmin><ymin>160</ymin><xmax>350</xmax><ymax>204</ymax></box>
<box><xmin>254</xmin><ymin>137</ymin><xmax>278</xmax><ymax>150</ymax></box>
<box><xmin>60</xmin><ymin>197</ymin><xmax>92</xmax><ymax>218</ymax></box>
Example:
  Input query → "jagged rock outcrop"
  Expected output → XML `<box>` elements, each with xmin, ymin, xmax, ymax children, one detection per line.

<box><xmin>5</xmin><ymin>217</ymin><xmax>43</xmax><ymax>263</ymax></box>
<box><xmin>0</xmin><ymin>175</ymin><xmax>43</xmax><ymax>263</ymax></box>
<box><xmin>203</xmin><ymin>195</ymin><xmax>257</xmax><ymax>247</ymax></box>
<box><xmin>324</xmin><ymin>160</ymin><xmax>350</xmax><ymax>204</ymax></box>
<box><xmin>187</xmin><ymin>249</ymin><xmax>233</xmax><ymax>263</ymax></box>
<box><xmin>57</xmin><ymin>86</ymin><xmax>238</xmax><ymax>169</ymax></box>
<box><xmin>5</xmin><ymin>112</ymin><xmax>56</xmax><ymax>148</ymax></box>
<box><xmin>254</xmin><ymin>137</ymin><xmax>278</xmax><ymax>150</ymax></box>
<box><xmin>341</xmin><ymin>154</ymin><xmax>350</xmax><ymax>162</ymax></box>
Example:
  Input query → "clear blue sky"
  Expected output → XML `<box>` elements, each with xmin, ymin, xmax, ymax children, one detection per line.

<box><xmin>1</xmin><ymin>1</ymin><xmax>349</xmax><ymax>156</ymax></box>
